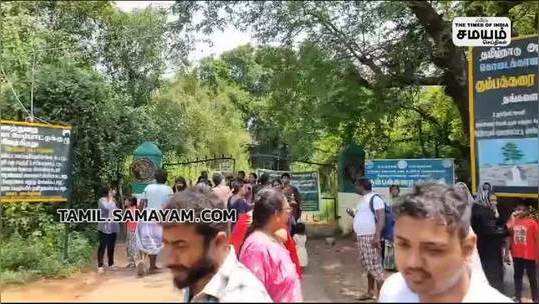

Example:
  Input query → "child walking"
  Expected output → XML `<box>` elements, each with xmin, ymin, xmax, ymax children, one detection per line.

<box><xmin>293</xmin><ymin>223</ymin><xmax>308</xmax><ymax>270</ymax></box>
<box><xmin>125</xmin><ymin>196</ymin><xmax>139</xmax><ymax>269</ymax></box>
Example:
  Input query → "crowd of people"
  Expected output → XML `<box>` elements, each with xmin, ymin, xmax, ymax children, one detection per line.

<box><xmin>347</xmin><ymin>178</ymin><xmax>536</xmax><ymax>303</ymax></box>
<box><xmin>95</xmin><ymin>169</ymin><xmax>309</xmax><ymax>302</ymax></box>
<box><xmin>94</xmin><ymin>169</ymin><xmax>537</xmax><ymax>303</ymax></box>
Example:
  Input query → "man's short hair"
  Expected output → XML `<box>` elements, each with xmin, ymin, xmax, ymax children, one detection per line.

<box><xmin>212</xmin><ymin>172</ymin><xmax>223</xmax><ymax>186</ymax></box>
<box><xmin>155</xmin><ymin>169</ymin><xmax>168</xmax><ymax>184</ymax></box>
<box><xmin>162</xmin><ymin>188</ymin><xmax>227</xmax><ymax>242</ymax></box>
<box><xmin>259</xmin><ymin>173</ymin><xmax>270</xmax><ymax>185</ymax></box>
<box><xmin>231</xmin><ymin>180</ymin><xmax>244</xmax><ymax>194</ymax></box>
<box><xmin>281</xmin><ymin>172</ymin><xmax>291</xmax><ymax>179</ymax></box>
<box><xmin>194</xmin><ymin>182</ymin><xmax>212</xmax><ymax>194</ymax></box>
<box><xmin>355</xmin><ymin>176</ymin><xmax>372</xmax><ymax>191</ymax></box>
<box><xmin>516</xmin><ymin>202</ymin><xmax>530</xmax><ymax>211</ymax></box>
<box><xmin>389</xmin><ymin>184</ymin><xmax>400</xmax><ymax>192</ymax></box>
<box><xmin>100</xmin><ymin>184</ymin><xmax>113</xmax><ymax>198</ymax></box>
<box><xmin>393</xmin><ymin>183</ymin><xmax>471</xmax><ymax>239</ymax></box>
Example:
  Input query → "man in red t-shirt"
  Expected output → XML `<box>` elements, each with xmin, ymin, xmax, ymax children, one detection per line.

<box><xmin>506</xmin><ymin>203</ymin><xmax>538</xmax><ymax>303</ymax></box>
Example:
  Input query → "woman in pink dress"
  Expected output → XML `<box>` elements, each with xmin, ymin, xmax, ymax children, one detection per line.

<box><xmin>239</xmin><ymin>188</ymin><xmax>303</xmax><ymax>302</ymax></box>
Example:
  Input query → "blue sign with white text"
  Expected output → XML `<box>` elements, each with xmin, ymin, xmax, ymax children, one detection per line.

<box><xmin>365</xmin><ymin>159</ymin><xmax>455</xmax><ymax>188</ymax></box>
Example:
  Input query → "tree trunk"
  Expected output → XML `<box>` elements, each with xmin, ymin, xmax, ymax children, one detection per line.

<box><xmin>418</xmin><ymin>122</ymin><xmax>427</xmax><ymax>157</ymax></box>
<box><xmin>406</xmin><ymin>1</ymin><xmax>469</xmax><ymax>137</ymax></box>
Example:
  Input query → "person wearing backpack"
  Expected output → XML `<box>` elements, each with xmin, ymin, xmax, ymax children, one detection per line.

<box><xmin>382</xmin><ymin>185</ymin><xmax>400</xmax><ymax>271</ymax></box>
<box><xmin>346</xmin><ymin>176</ymin><xmax>392</xmax><ymax>301</ymax></box>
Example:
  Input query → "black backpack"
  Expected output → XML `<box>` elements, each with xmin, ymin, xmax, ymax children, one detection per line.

<box><xmin>369</xmin><ymin>194</ymin><xmax>396</xmax><ymax>241</ymax></box>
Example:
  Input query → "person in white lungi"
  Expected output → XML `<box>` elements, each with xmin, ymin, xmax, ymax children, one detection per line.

<box><xmin>136</xmin><ymin>168</ymin><xmax>173</xmax><ymax>276</ymax></box>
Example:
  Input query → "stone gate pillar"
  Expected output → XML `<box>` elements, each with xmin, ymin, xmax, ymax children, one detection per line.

<box><xmin>337</xmin><ymin>143</ymin><xmax>365</xmax><ymax>235</ymax></box>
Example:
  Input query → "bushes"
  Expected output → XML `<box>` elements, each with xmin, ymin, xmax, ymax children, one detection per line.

<box><xmin>0</xmin><ymin>204</ymin><xmax>94</xmax><ymax>285</ymax></box>
<box><xmin>0</xmin><ymin>229</ymin><xmax>93</xmax><ymax>284</ymax></box>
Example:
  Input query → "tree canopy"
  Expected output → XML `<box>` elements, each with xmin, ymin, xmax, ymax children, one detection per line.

<box><xmin>172</xmin><ymin>0</ymin><xmax>538</xmax><ymax>135</ymax></box>
<box><xmin>1</xmin><ymin>0</ymin><xmax>537</xmax><ymax>199</ymax></box>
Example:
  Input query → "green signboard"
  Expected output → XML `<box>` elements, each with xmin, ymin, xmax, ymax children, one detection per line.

<box><xmin>256</xmin><ymin>169</ymin><xmax>320</xmax><ymax>212</ymax></box>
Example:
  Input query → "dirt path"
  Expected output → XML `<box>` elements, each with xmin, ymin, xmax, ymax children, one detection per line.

<box><xmin>1</xmin><ymin>237</ymin><xmax>373</xmax><ymax>303</ymax></box>
<box><xmin>303</xmin><ymin>236</ymin><xmax>388</xmax><ymax>303</ymax></box>
<box><xmin>3</xmin><ymin>236</ymin><xmax>533</xmax><ymax>302</ymax></box>
<box><xmin>1</xmin><ymin>243</ymin><xmax>181</xmax><ymax>302</ymax></box>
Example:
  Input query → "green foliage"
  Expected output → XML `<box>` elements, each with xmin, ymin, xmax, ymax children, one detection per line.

<box><xmin>196</xmin><ymin>43</ymin><xmax>466</xmax><ymax>172</ymax></box>
<box><xmin>0</xmin><ymin>231</ymin><xmax>92</xmax><ymax>284</ymax></box>
<box><xmin>197</xmin><ymin>43</ymin><xmax>376</xmax><ymax>164</ymax></box>
<box><xmin>1</xmin><ymin>203</ymin><xmax>57</xmax><ymax>238</ymax></box>
<box><xmin>156</xmin><ymin>73</ymin><xmax>252</xmax><ymax>174</ymax></box>
<box><xmin>98</xmin><ymin>7</ymin><xmax>171</xmax><ymax>107</ymax></box>
<box><xmin>0</xmin><ymin>1</ymin><xmax>217</xmax><ymax>282</ymax></box>
<box><xmin>0</xmin><ymin>204</ymin><xmax>92</xmax><ymax>284</ymax></box>
<box><xmin>463</xmin><ymin>1</ymin><xmax>538</xmax><ymax>36</ymax></box>
<box><xmin>172</xmin><ymin>0</ymin><xmax>538</xmax><ymax>152</ymax></box>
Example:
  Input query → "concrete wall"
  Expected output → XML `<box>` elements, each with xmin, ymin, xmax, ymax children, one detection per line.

<box><xmin>337</xmin><ymin>192</ymin><xmax>360</xmax><ymax>235</ymax></box>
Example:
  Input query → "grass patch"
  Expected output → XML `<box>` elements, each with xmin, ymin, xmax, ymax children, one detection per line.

<box><xmin>0</xmin><ymin>228</ymin><xmax>93</xmax><ymax>285</ymax></box>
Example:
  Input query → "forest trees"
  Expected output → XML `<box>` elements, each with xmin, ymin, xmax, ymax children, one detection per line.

<box><xmin>171</xmin><ymin>0</ymin><xmax>537</xmax><ymax>179</ymax></box>
<box><xmin>172</xmin><ymin>1</ymin><xmax>538</xmax><ymax>137</ymax></box>
<box><xmin>195</xmin><ymin>44</ymin><xmax>469</xmax><ymax>177</ymax></box>
<box><xmin>1</xmin><ymin>1</ymin><xmax>251</xmax><ymax>204</ymax></box>
<box><xmin>0</xmin><ymin>2</ymin><xmax>250</xmax><ymax>281</ymax></box>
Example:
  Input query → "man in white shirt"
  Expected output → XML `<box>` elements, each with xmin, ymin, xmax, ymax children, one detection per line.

<box><xmin>346</xmin><ymin>176</ymin><xmax>385</xmax><ymax>300</ymax></box>
<box><xmin>138</xmin><ymin>169</ymin><xmax>173</xmax><ymax>274</ymax></box>
<box><xmin>378</xmin><ymin>183</ymin><xmax>512</xmax><ymax>303</ymax></box>
<box><xmin>161</xmin><ymin>188</ymin><xmax>271</xmax><ymax>303</ymax></box>
<box><xmin>142</xmin><ymin>171</ymin><xmax>174</xmax><ymax>210</ymax></box>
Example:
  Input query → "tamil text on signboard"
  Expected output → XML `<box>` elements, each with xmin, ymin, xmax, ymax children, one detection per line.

<box><xmin>1</xmin><ymin>120</ymin><xmax>73</xmax><ymax>202</ymax></box>
<box><xmin>365</xmin><ymin>159</ymin><xmax>455</xmax><ymax>189</ymax></box>
<box><xmin>471</xmin><ymin>36</ymin><xmax>538</xmax><ymax>195</ymax></box>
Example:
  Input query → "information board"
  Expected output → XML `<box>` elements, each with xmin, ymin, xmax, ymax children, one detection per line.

<box><xmin>256</xmin><ymin>169</ymin><xmax>320</xmax><ymax>211</ymax></box>
<box><xmin>365</xmin><ymin>159</ymin><xmax>455</xmax><ymax>188</ymax></box>
<box><xmin>470</xmin><ymin>36</ymin><xmax>538</xmax><ymax>196</ymax></box>
<box><xmin>1</xmin><ymin>120</ymin><xmax>73</xmax><ymax>202</ymax></box>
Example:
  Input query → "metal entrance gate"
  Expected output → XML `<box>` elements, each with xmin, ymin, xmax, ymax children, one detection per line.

<box><xmin>163</xmin><ymin>155</ymin><xmax>236</xmax><ymax>186</ymax></box>
<box><xmin>250</xmin><ymin>153</ymin><xmax>338</xmax><ymax>222</ymax></box>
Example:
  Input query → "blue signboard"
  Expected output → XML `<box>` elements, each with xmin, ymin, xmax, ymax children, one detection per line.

<box><xmin>365</xmin><ymin>159</ymin><xmax>455</xmax><ymax>188</ymax></box>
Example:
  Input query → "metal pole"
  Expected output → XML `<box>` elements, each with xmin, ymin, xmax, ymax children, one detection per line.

<box><xmin>63</xmin><ymin>136</ymin><xmax>75</xmax><ymax>261</ymax></box>
<box><xmin>30</xmin><ymin>52</ymin><xmax>35</xmax><ymax>122</ymax></box>
<box><xmin>63</xmin><ymin>200</ymin><xmax>70</xmax><ymax>261</ymax></box>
